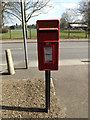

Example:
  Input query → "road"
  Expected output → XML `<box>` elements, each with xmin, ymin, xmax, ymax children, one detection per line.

<box><xmin>0</xmin><ymin>42</ymin><xmax>88</xmax><ymax>118</ymax></box>
<box><xmin>1</xmin><ymin>42</ymin><xmax>88</xmax><ymax>70</ymax></box>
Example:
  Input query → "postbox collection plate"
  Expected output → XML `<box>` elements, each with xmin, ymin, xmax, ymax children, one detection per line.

<box><xmin>37</xmin><ymin>19</ymin><xmax>60</xmax><ymax>71</ymax></box>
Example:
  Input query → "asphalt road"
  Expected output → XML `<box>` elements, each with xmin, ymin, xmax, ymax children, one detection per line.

<box><xmin>1</xmin><ymin>42</ymin><xmax>88</xmax><ymax>70</ymax></box>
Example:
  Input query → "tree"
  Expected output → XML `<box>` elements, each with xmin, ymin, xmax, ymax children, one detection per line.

<box><xmin>0</xmin><ymin>2</ymin><xmax>7</xmax><ymax>28</ymax></box>
<box><xmin>60</xmin><ymin>17</ymin><xmax>67</xmax><ymax>29</ymax></box>
<box><xmin>0</xmin><ymin>1</ymin><xmax>1</xmax><ymax>28</ymax></box>
<box><xmin>0</xmin><ymin>1</ymin><xmax>14</xmax><ymax>28</ymax></box>
<box><xmin>77</xmin><ymin>0</ymin><xmax>89</xmax><ymax>24</ymax></box>
<box><xmin>61</xmin><ymin>9</ymin><xmax>79</xmax><ymax>24</ymax></box>
<box><xmin>88</xmin><ymin>1</ymin><xmax>90</xmax><ymax>36</ymax></box>
<box><xmin>1</xmin><ymin>0</ymin><xmax>53</xmax><ymax>37</ymax></box>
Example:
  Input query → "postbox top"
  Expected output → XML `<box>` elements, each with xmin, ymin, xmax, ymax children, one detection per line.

<box><xmin>37</xmin><ymin>19</ymin><xmax>60</xmax><ymax>30</ymax></box>
<box><xmin>37</xmin><ymin>19</ymin><xmax>60</xmax><ymax>42</ymax></box>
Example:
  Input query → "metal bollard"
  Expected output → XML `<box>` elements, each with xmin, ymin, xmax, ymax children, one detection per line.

<box><xmin>5</xmin><ymin>49</ymin><xmax>15</xmax><ymax>75</ymax></box>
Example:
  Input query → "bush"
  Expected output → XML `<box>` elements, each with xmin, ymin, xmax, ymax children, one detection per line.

<box><xmin>0</xmin><ymin>27</ymin><xmax>8</xmax><ymax>33</ymax></box>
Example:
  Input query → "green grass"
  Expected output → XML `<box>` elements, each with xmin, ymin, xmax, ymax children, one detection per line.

<box><xmin>0</xmin><ymin>30</ymin><xmax>88</xmax><ymax>39</ymax></box>
<box><xmin>1</xmin><ymin>30</ymin><xmax>23</xmax><ymax>39</ymax></box>
<box><xmin>60</xmin><ymin>30</ymin><xmax>88</xmax><ymax>39</ymax></box>
<box><xmin>27</xmin><ymin>30</ymin><xmax>37</xmax><ymax>39</ymax></box>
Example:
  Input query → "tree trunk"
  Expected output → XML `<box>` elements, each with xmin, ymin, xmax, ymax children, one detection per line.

<box><xmin>68</xmin><ymin>23</ymin><xmax>70</xmax><ymax>39</ymax></box>
<box><xmin>1</xmin><ymin>13</ymin><xmax>4</xmax><ymax>27</ymax></box>
<box><xmin>0</xmin><ymin>1</ymin><xmax>4</xmax><ymax>28</ymax></box>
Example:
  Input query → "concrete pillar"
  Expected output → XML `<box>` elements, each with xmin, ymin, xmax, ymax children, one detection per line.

<box><xmin>5</xmin><ymin>49</ymin><xmax>15</xmax><ymax>75</ymax></box>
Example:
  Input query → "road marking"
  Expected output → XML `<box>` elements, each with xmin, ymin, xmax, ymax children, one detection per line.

<box><xmin>60</xmin><ymin>46</ymin><xmax>88</xmax><ymax>49</ymax></box>
<box><xmin>29</xmin><ymin>59</ymin><xmax>88</xmax><ymax>67</ymax></box>
<box><xmin>0</xmin><ymin>64</ymin><xmax>7</xmax><ymax>66</ymax></box>
<box><xmin>11</xmin><ymin>48</ymin><xmax>23</xmax><ymax>50</ymax></box>
<box><xmin>60</xmin><ymin>59</ymin><xmax>83</xmax><ymax>66</ymax></box>
<box><xmin>2</xmin><ymin>48</ymin><xmax>23</xmax><ymax>51</ymax></box>
<box><xmin>60</xmin><ymin>59</ymin><xmax>89</xmax><ymax>66</ymax></box>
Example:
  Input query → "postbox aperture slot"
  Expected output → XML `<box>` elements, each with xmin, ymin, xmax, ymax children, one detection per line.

<box><xmin>44</xmin><ymin>47</ymin><xmax>53</xmax><ymax>63</ymax></box>
<box><xmin>46</xmin><ymin>42</ymin><xmax>50</xmax><ymax>45</ymax></box>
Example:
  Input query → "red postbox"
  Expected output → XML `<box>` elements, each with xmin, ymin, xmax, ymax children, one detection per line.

<box><xmin>37</xmin><ymin>19</ymin><xmax>60</xmax><ymax>71</ymax></box>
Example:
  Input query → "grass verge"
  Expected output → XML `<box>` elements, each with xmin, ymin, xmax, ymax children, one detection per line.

<box><xmin>1</xmin><ymin>30</ymin><xmax>88</xmax><ymax>39</ymax></box>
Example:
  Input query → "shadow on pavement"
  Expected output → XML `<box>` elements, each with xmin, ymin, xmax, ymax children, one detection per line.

<box><xmin>14</xmin><ymin>67</ymin><xmax>27</xmax><ymax>70</ymax></box>
<box><xmin>0</xmin><ymin>72</ymin><xmax>9</xmax><ymax>76</ymax></box>
<box><xmin>81</xmin><ymin>60</ymin><xmax>90</xmax><ymax>62</ymax></box>
<box><xmin>0</xmin><ymin>67</ymin><xmax>27</xmax><ymax>76</ymax></box>
<box><xmin>0</xmin><ymin>105</ymin><xmax>46</xmax><ymax>113</ymax></box>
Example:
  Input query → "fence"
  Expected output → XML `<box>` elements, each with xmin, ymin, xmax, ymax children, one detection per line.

<box><xmin>60</xmin><ymin>30</ymin><xmax>88</xmax><ymax>39</ymax></box>
<box><xmin>1</xmin><ymin>28</ymin><xmax>88</xmax><ymax>39</ymax></box>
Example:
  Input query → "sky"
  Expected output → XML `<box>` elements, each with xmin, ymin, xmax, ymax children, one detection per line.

<box><xmin>5</xmin><ymin>0</ymin><xmax>80</xmax><ymax>26</ymax></box>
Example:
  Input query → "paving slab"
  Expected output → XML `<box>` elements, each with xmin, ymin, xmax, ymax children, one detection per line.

<box><xmin>52</xmin><ymin>64</ymin><xmax>88</xmax><ymax>118</ymax></box>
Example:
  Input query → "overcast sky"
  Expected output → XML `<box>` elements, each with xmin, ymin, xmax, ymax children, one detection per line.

<box><xmin>5</xmin><ymin>0</ymin><xmax>80</xmax><ymax>26</ymax></box>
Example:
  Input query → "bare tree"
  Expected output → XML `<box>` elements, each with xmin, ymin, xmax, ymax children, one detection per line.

<box><xmin>60</xmin><ymin>17</ymin><xmax>67</xmax><ymax>29</ymax></box>
<box><xmin>0</xmin><ymin>2</ymin><xmax>10</xmax><ymax>27</ymax></box>
<box><xmin>61</xmin><ymin>8</ymin><xmax>80</xmax><ymax>24</ymax></box>
<box><xmin>77</xmin><ymin>0</ymin><xmax>89</xmax><ymax>24</ymax></box>
<box><xmin>0</xmin><ymin>1</ymin><xmax>2</xmax><ymax>28</ymax></box>
<box><xmin>0</xmin><ymin>1</ymin><xmax>18</xmax><ymax>27</ymax></box>
<box><xmin>61</xmin><ymin>0</ymin><xmax>89</xmax><ymax>25</ymax></box>
<box><xmin>88</xmin><ymin>1</ymin><xmax>90</xmax><ymax>26</ymax></box>
<box><xmin>1</xmin><ymin>0</ymin><xmax>53</xmax><ymax>36</ymax></box>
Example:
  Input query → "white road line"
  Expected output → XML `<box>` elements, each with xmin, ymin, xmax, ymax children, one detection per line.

<box><xmin>29</xmin><ymin>59</ymin><xmax>88</xmax><ymax>67</ymax></box>
<box><xmin>0</xmin><ymin>64</ymin><xmax>7</xmax><ymax>66</ymax></box>
<box><xmin>11</xmin><ymin>48</ymin><xmax>23</xmax><ymax>50</ymax></box>
<box><xmin>60</xmin><ymin>46</ymin><xmax>88</xmax><ymax>49</ymax></box>
<box><xmin>59</xmin><ymin>59</ymin><xmax>86</xmax><ymax>66</ymax></box>
<box><xmin>2</xmin><ymin>48</ymin><xmax>23</xmax><ymax>51</ymax></box>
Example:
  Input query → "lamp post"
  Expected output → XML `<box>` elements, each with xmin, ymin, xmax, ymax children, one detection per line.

<box><xmin>21</xmin><ymin>0</ymin><xmax>28</xmax><ymax>69</ymax></box>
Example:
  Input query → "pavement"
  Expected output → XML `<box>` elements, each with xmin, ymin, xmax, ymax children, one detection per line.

<box><xmin>1</xmin><ymin>61</ymin><xmax>88</xmax><ymax>118</ymax></box>
<box><xmin>0</xmin><ymin>38</ymin><xmax>89</xmax><ymax>44</ymax></box>
<box><xmin>52</xmin><ymin>64</ymin><xmax>88</xmax><ymax>118</ymax></box>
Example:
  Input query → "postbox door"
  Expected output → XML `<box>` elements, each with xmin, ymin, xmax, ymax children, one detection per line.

<box><xmin>38</xmin><ymin>42</ymin><xmax>59</xmax><ymax>70</ymax></box>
